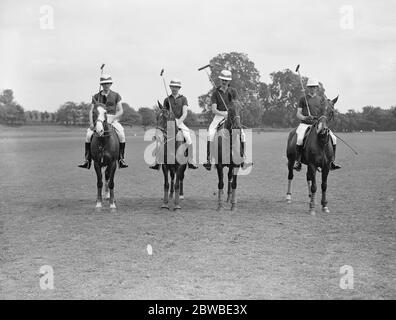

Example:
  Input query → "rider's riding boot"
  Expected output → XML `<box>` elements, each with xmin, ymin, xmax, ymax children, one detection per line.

<box><xmin>78</xmin><ymin>142</ymin><xmax>91</xmax><ymax>169</ymax></box>
<box><xmin>203</xmin><ymin>141</ymin><xmax>212</xmax><ymax>171</ymax></box>
<box><xmin>119</xmin><ymin>142</ymin><xmax>129</xmax><ymax>168</ymax></box>
<box><xmin>149</xmin><ymin>163</ymin><xmax>161</xmax><ymax>170</ymax></box>
<box><xmin>187</xmin><ymin>144</ymin><xmax>198</xmax><ymax>169</ymax></box>
<box><xmin>330</xmin><ymin>145</ymin><xmax>341</xmax><ymax>170</ymax></box>
<box><xmin>293</xmin><ymin>145</ymin><xmax>303</xmax><ymax>172</ymax></box>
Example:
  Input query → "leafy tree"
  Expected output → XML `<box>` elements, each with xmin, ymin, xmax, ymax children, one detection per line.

<box><xmin>0</xmin><ymin>89</ymin><xmax>25</xmax><ymax>124</ymax></box>
<box><xmin>121</xmin><ymin>103</ymin><xmax>141</xmax><ymax>127</ymax></box>
<box><xmin>198</xmin><ymin>52</ymin><xmax>262</xmax><ymax>127</ymax></box>
<box><xmin>138</xmin><ymin>107</ymin><xmax>156</xmax><ymax>129</ymax></box>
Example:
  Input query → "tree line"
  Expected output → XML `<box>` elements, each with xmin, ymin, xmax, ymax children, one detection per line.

<box><xmin>1</xmin><ymin>52</ymin><xmax>395</xmax><ymax>131</ymax></box>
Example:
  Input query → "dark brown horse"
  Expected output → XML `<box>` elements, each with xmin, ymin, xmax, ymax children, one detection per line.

<box><xmin>213</xmin><ymin>105</ymin><xmax>245</xmax><ymax>211</ymax></box>
<box><xmin>286</xmin><ymin>96</ymin><xmax>338</xmax><ymax>215</ymax></box>
<box><xmin>155</xmin><ymin>102</ymin><xmax>187</xmax><ymax>210</ymax></box>
<box><xmin>91</xmin><ymin>105</ymin><xmax>119</xmax><ymax>211</ymax></box>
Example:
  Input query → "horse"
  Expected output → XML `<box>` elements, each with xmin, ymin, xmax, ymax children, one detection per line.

<box><xmin>91</xmin><ymin>105</ymin><xmax>119</xmax><ymax>211</ymax></box>
<box><xmin>155</xmin><ymin>102</ymin><xmax>187</xmax><ymax>210</ymax></box>
<box><xmin>213</xmin><ymin>105</ymin><xmax>245</xmax><ymax>211</ymax></box>
<box><xmin>286</xmin><ymin>96</ymin><xmax>338</xmax><ymax>215</ymax></box>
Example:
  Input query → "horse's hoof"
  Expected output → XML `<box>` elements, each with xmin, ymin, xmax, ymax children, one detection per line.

<box><xmin>216</xmin><ymin>205</ymin><xmax>223</xmax><ymax>211</ymax></box>
<box><xmin>322</xmin><ymin>207</ymin><xmax>330</xmax><ymax>213</ymax></box>
<box><xmin>161</xmin><ymin>204</ymin><xmax>169</xmax><ymax>210</ymax></box>
<box><xmin>110</xmin><ymin>203</ymin><xmax>117</xmax><ymax>209</ymax></box>
<box><xmin>95</xmin><ymin>202</ymin><xmax>102</xmax><ymax>209</ymax></box>
<box><xmin>174</xmin><ymin>205</ymin><xmax>181</xmax><ymax>211</ymax></box>
<box><xmin>231</xmin><ymin>204</ymin><xmax>237</xmax><ymax>211</ymax></box>
<box><xmin>179</xmin><ymin>195</ymin><xmax>184</xmax><ymax>200</ymax></box>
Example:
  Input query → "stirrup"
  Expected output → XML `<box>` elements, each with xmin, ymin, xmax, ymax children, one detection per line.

<box><xmin>78</xmin><ymin>160</ymin><xmax>91</xmax><ymax>169</ymax></box>
<box><xmin>330</xmin><ymin>162</ymin><xmax>341</xmax><ymax>170</ymax></box>
<box><xmin>293</xmin><ymin>161</ymin><xmax>302</xmax><ymax>172</ymax></box>
<box><xmin>149</xmin><ymin>163</ymin><xmax>161</xmax><ymax>170</ymax></box>
<box><xmin>203</xmin><ymin>161</ymin><xmax>211</xmax><ymax>171</ymax></box>
<box><xmin>119</xmin><ymin>159</ymin><xmax>128</xmax><ymax>168</ymax></box>
<box><xmin>188</xmin><ymin>163</ymin><xmax>198</xmax><ymax>169</ymax></box>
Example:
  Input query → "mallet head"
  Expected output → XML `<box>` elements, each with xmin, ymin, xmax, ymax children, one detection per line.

<box><xmin>160</xmin><ymin>69</ymin><xmax>164</xmax><ymax>76</ymax></box>
<box><xmin>198</xmin><ymin>64</ymin><xmax>211</xmax><ymax>71</ymax></box>
<box><xmin>295</xmin><ymin>64</ymin><xmax>300</xmax><ymax>73</ymax></box>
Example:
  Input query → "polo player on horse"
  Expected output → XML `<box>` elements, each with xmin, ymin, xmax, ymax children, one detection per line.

<box><xmin>293</xmin><ymin>78</ymin><xmax>341</xmax><ymax>172</ymax></box>
<box><xmin>77</xmin><ymin>74</ymin><xmax>128</xmax><ymax>169</ymax></box>
<box><xmin>150</xmin><ymin>78</ymin><xmax>198</xmax><ymax>170</ymax></box>
<box><xmin>203</xmin><ymin>69</ymin><xmax>246</xmax><ymax>170</ymax></box>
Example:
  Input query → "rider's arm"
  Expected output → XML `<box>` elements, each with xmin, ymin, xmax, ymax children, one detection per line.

<box><xmin>114</xmin><ymin>101</ymin><xmax>123</xmax><ymax>121</ymax></box>
<box><xmin>296</xmin><ymin>108</ymin><xmax>307</xmax><ymax>121</ymax></box>
<box><xmin>211</xmin><ymin>104</ymin><xmax>227</xmax><ymax>117</ymax></box>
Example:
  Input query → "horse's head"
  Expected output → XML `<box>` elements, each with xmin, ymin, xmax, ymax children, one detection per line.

<box><xmin>156</xmin><ymin>100</ymin><xmax>171</xmax><ymax>131</ymax></box>
<box><xmin>324</xmin><ymin>95</ymin><xmax>339</xmax><ymax>122</ymax></box>
<box><xmin>94</xmin><ymin>105</ymin><xmax>107</xmax><ymax>136</ymax></box>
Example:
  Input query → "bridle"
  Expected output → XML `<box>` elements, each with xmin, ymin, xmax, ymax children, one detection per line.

<box><xmin>155</xmin><ymin>108</ymin><xmax>176</xmax><ymax>143</ymax></box>
<box><xmin>315</xmin><ymin>115</ymin><xmax>330</xmax><ymax>147</ymax></box>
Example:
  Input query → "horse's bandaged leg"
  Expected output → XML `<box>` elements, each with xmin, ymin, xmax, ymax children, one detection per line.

<box><xmin>86</xmin><ymin>128</ymin><xmax>94</xmax><ymax>143</ymax></box>
<box><xmin>329</xmin><ymin>130</ymin><xmax>337</xmax><ymax>145</ymax></box>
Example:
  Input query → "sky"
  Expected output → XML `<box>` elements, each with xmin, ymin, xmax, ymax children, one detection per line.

<box><xmin>0</xmin><ymin>0</ymin><xmax>395</xmax><ymax>113</ymax></box>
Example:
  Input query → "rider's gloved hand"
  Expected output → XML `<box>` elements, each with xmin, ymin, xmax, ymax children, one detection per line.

<box><xmin>305</xmin><ymin>115</ymin><xmax>316</xmax><ymax>122</ymax></box>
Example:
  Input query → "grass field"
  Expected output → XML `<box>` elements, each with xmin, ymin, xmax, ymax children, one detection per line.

<box><xmin>0</xmin><ymin>125</ymin><xmax>395</xmax><ymax>299</ymax></box>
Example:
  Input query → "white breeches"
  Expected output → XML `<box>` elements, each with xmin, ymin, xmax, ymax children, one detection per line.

<box><xmin>86</xmin><ymin>115</ymin><xmax>125</xmax><ymax>143</ymax></box>
<box><xmin>175</xmin><ymin>119</ymin><xmax>192</xmax><ymax>145</ymax></box>
<box><xmin>207</xmin><ymin>115</ymin><xmax>245</xmax><ymax>142</ymax></box>
<box><xmin>296</xmin><ymin>123</ymin><xmax>337</xmax><ymax>146</ymax></box>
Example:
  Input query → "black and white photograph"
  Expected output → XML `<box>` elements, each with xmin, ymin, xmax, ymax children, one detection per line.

<box><xmin>0</xmin><ymin>0</ymin><xmax>395</xmax><ymax>304</ymax></box>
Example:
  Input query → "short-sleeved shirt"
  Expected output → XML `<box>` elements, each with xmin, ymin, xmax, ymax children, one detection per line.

<box><xmin>92</xmin><ymin>90</ymin><xmax>122</xmax><ymax>115</ymax></box>
<box><xmin>163</xmin><ymin>94</ymin><xmax>188</xmax><ymax>119</ymax></box>
<box><xmin>211</xmin><ymin>86</ymin><xmax>238</xmax><ymax>111</ymax></box>
<box><xmin>298</xmin><ymin>94</ymin><xmax>326</xmax><ymax>124</ymax></box>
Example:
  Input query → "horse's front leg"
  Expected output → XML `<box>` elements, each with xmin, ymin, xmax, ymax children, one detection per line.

<box><xmin>161</xmin><ymin>165</ymin><xmax>170</xmax><ymax>210</ymax></box>
<box><xmin>179</xmin><ymin>165</ymin><xmax>186</xmax><ymax>200</ymax></box>
<box><xmin>174</xmin><ymin>168</ymin><xmax>181</xmax><ymax>211</ymax></box>
<box><xmin>104</xmin><ymin>166</ymin><xmax>110</xmax><ymax>200</ymax></box>
<box><xmin>307</xmin><ymin>164</ymin><xmax>317</xmax><ymax>216</ymax></box>
<box><xmin>226</xmin><ymin>165</ymin><xmax>233</xmax><ymax>203</ymax></box>
<box><xmin>286</xmin><ymin>158</ymin><xmax>294</xmax><ymax>204</ymax></box>
<box><xmin>108</xmin><ymin>161</ymin><xmax>117</xmax><ymax>210</ymax></box>
<box><xmin>169</xmin><ymin>169</ymin><xmax>175</xmax><ymax>200</ymax></box>
<box><xmin>94</xmin><ymin>162</ymin><xmax>103</xmax><ymax>209</ymax></box>
<box><xmin>321</xmin><ymin>166</ymin><xmax>330</xmax><ymax>213</ymax></box>
<box><xmin>216</xmin><ymin>165</ymin><xmax>224</xmax><ymax>211</ymax></box>
<box><xmin>230</xmin><ymin>167</ymin><xmax>238</xmax><ymax>211</ymax></box>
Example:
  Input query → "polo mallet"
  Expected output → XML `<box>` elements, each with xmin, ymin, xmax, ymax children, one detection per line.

<box><xmin>98</xmin><ymin>63</ymin><xmax>105</xmax><ymax>94</ymax></box>
<box><xmin>160</xmin><ymin>68</ymin><xmax>173</xmax><ymax>112</ymax></box>
<box><xmin>92</xmin><ymin>63</ymin><xmax>105</xmax><ymax>106</ymax></box>
<box><xmin>295</xmin><ymin>64</ymin><xmax>311</xmax><ymax>116</ymax></box>
<box><xmin>198</xmin><ymin>64</ymin><xmax>228</xmax><ymax>111</ymax></box>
